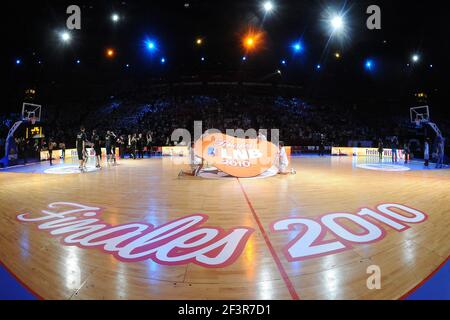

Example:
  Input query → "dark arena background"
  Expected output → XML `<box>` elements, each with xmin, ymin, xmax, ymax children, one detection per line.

<box><xmin>1</xmin><ymin>0</ymin><xmax>449</xmax><ymax>306</ymax></box>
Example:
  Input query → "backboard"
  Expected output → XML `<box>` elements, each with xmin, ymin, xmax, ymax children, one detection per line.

<box><xmin>21</xmin><ymin>103</ymin><xmax>42</xmax><ymax>123</ymax></box>
<box><xmin>410</xmin><ymin>106</ymin><xmax>429</xmax><ymax>124</ymax></box>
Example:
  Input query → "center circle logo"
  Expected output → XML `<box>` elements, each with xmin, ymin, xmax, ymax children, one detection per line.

<box><xmin>44</xmin><ymin>166</ymin><xmax>99</xmax><ymax>174</ymax></box>
<box><xmin>356</xmin><ymin>163</ymin><xmax>411</xmax><ymax>172</ymax></box>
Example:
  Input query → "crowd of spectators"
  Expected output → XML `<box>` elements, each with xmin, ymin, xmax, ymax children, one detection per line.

<box><xmin>42</xmin><ymin>93</ymin><xmax>402</xmax><ymax>148</ymax></box>
<box><xmin>1</xmin><ymin>84</ymin><xmax>449</xmax><ymax>163</ymax></box>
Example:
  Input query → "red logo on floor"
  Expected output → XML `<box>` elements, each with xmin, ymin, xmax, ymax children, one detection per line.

<box><xmin>271</xmin><ymin>203</ymin><xmax>428</xmax><ymax>261</ymax></box>
<box><xmin>16</xmin><ymin>202</ymin><xmax>254</xmax><ymax>268</ymax></box>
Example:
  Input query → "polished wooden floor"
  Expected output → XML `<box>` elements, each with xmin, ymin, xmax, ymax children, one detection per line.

<box><xmin>0</xmin><ymin>156</ymin><xmax>449</xmax><ymax>300</ymax></box>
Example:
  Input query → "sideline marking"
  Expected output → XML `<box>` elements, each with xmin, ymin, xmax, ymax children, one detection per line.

<box><xmin>237</xmin><ymin>178</ymin><xmax>299</xmax><ymax>300</ymax></box>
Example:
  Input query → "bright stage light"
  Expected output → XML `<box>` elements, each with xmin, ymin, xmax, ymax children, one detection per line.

<box><xmin>325</xmin><ymin>11</ymin><xmax>348</xmax><ymax>39</ymax></box>
<box><xmin>15</xmin><ymin>59</ymin><xmax>21</xmax><ymax>65</ymax></box>
<box><xmin>292</xmin><ymin>42</ymin><xmax>303</xmax><ymax>53</ymax></box>
<box><xmin>412</xmin><ymin>54</ymin><xmax>420</xmax><ymax>63</ymax></box>
<box><xmin>281</xmin><ymin>60</ymin><xmax>286</xmax><ymax>65</ymax></box>
<box><xmin>242</xmin><ymin>56</ymin><xmax>247</xmax><ymax>61</ymax></box>
<box><xmin>160</xmin><ymin>57</ymin><xmax>166</xmax><ymax>64</ymax></box>
<box><xmin>60</xmin><ymin>31</ymin><xmax>71</xmax><ymax>43</ymax></box>
<box><xmin>242</xmin><ymin>30</ymin><xmax>264</xmax><ymax>52</ymax></box>
<box><xmin>263</xmin><ymin>1</ymin><xmax>274</xmax><ymax>13</ymax></box>
<box><xmin>365</xmin><ymin>59</ymin><xmax>374</xmax><ymax>70</ymax></box>
<box><xmin>334</xmin><ymin>52</ymin><xmax>341</xmax><ymax>59</ymax></box>
<box><xmin>111</xmin><ymin>13</ymin><xmax>120</xmax><ymax>22</ymax></box>
<box><xmin>331</xmin><ymin>15</ymin><xmax>344</xmax><ymax>31</ymax></box>
<box><xmin>316</xmin><ymin>64</ymin><xmax>321</xmax><ymax>70</ymax></box>
<box><xmin>144</xmin><ymin>38</ymin><xmax>159</xmax><ymax>54</ymax></box>
<box><xmin>201</xmin><ymin>57</ymin><xmax>205</xmax><ymax>61</ymax></box>
<box><xmin>106</xmin><ymin>48</ymin><xmax>115</xmax><ymax>58</ymax></box>
<box><xmin>76</xmin><ymin>59</ymin><xmax>81</xmax><ymax>64</ymax></box>
<box><xmin>196</xmin><ymin>38</ymin><xmax>203</xmax><ymax>46</ymax></box>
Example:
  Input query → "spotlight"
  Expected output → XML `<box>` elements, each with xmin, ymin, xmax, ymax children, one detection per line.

<box><xmin>245</xmin><ymin>37</ymin><xmax>255</xmax><ymax>48</ymax></box>
<box><xmin>147</xmin><ymin>41</ymin><xmax>156</xmax><ymax>50</ymax></box>
<box><xmin>331</xmin><ymin>15</ymin><xmax>344</xmax><ymax>31</ymax></box>
<box><xmin>263</xmin><ymin>1</ymin><xmax>274</xmax><ymax>13</ymax></box>
<box><xmin>15</xmin><ymin>59</ymin><xmax>21</xmax><ymax>65</ymax></box>
<box><xmin>242</xmin><ymin>30</ymin><xmax>264</xmax><ymax>52</ymax></box>
<box><xmin>276</xmin><ymin>69</ymin><xmax>282</xmax><ymax>75</ymax></box>
<box><xmin>292</xmin><ymin>42</ymin><xmax>303</xmax><ymax>53</ymax></box>
<box><xmin>334</xmin><ymin>52</ymin><xmax>341</xmax><ymax>59</ymax></box>
<box><xmin>196</xmin><ymin>38</ymin><xmax>203</xmax><ymax>46</ymax></box>
<box><xmin>143</xmin><ymin>37</ymin><xmax>159</xmax><ymax>52</ymax></box>
<box><xmin>76</xmin><ymin>59</ymin><xmax>81</xmax><ymax>64</ymax></box>
<box><xmin>111</xmin><ymin>13</ymin><xmax>120</xmax><ymax>22</ymax></box>
<box><xmin>201</xmin><ymin>57</ymin><xmax>205</xmax><ymax>61</ymax></box>
<box><xmin>365</xmin><ymin>59</ymin><xmax>374</xmax><ymax>71</ymax></box>
<box><xmin>242</xmin><ymin>56</ymin><xmax>247</xmax><ymax>61</ymax></box>
<box><xmin>106</xmin><ymin>48</ymin><xmax>115</xmax><ymax>58</ymax></box>
<box><xmin>125</xmin><ymin>64</ymin><xmax>130</xmax><ymax>68</ymax></box>
<box><xmin>160</xmin><ymin>57</ymin><xmax>166</xmax><ymax>64</ymax></box>
<box><xmin>281</xmin><ymin>60</ymin><xmax>286</xmax><ymax>65</ymax></box>
<box><xmin>60</xmin><ymin>31</ymin><xmax>71</xmax><ymax>43</ymax></box>
<box><xmin>316</xmin><ymin>64</ymin><xmax>321</xmax><ymax>70</ymax></box>
<box><xmin>411</xmin><ymin>54</ymin><xmax>420</xmax><ymax>63</ymax></box>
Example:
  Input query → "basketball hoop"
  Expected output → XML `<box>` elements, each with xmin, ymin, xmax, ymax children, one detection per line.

<box><xmin>410</xmin><ymin>106</ymin><xmax>430</xmax><ymax>124</ymax></box>
<box><xmin>22</xmin><ymin>103</ymin><xmax>42</xmax><ymax>125</ymax></box>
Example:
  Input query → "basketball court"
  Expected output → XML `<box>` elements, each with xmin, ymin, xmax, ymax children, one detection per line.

<box><xmin>1</xmin><ymin>154</ymin><xmax>449</xmax><ymax>300</ymax></box>
<box><xmin>2</xmin><ymin>1</ymin><xmax>449</xmax><ymax>303</ymax></box>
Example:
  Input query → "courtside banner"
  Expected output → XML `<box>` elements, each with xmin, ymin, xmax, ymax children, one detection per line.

<box><xmin>162</xmin><ymin>146</ymin><xmax>189</xmax><ymax>157</ymax></box>
<box><xmin>332</xmin><ymin>147</ymin><xmax>405</xmax><ymax>159</ymax></box>
<box><xmin>194</xmin><ymin>133</ymin><xmax>278</xmax><ymax>178</ymax></box>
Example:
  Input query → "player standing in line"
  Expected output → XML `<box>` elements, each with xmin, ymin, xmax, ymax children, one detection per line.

<box><xmin>105</xmin><ymin>130</ymin><xmax>116</xmax><ymax>165</ymax></box>
<box><xmin>318</xmin><ymin>134</ymin><xmax>325</xmax><ymax>157</ymax></box>
<box><xmin>424</xmin><ymin>138</ymin><xmax>430</xmax><ymax>167</ymax></box>
<box><xmin>136</xmin><ymin>133</ymin><xmax>144</xmax><ymax>159</ymax></box>
<box><xmin>436</xmin><ymin>136</ymin><xmax>445</xmax><ymax>169</ymax></box>
<box><xmin>403</xmin><ymin>141</ymin><xmax>410</xmax><ymax>164</ymax></box>
<box><xmin>146</xmin><ymin>131</ymin><xmax>153</xmax><ymax>158</ymax></box>
<box><xmin>126</xmin><ymin>134</ymin><xmax>132</xmax><ymax>159</ymax></box>
<box><xmin>117</xmin><ymin>135</ymin><xmax>126</xmax><ymax>159</ymax></box>
<box><xmin>48</xmin><ymin>138</ymin><xmax>56</xmax><ymax>166</ymax></box>
<box><xmin>278</xmin><ymin>142</ymin><xmax>296</xmax><ymax>175</ymax></box>
<box><xmin>377</xmin><ymin>138</ymin><xmax>384</xmax><ymax>161</ymax></box>
<box><xmin>59</xmin><ymin>141</ymin><xmax>66</xmax><ymax>160</ymax></box>
<box><xmin>130</xmin><ymin>134</ymin><xmax>137</xmax><ymax>159</ymax></box>
<box><xmin>111</xmin><ymin>131</ymin><xmax>117</xmax><ymax>165</ymax></box>
<box><xmin>76</xmin><ymin>126</ymin><xmax>87</xmax><ymax>171</ymax></box>
<box><xmin>391</xmin><ymin>136</ymin><xmax>398</xmax><ymax>163</ymax></box>
<box><xmin>92</xmin><ymin>130</ymin><xmax>102</xmax><ymax>168</ymax></box>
